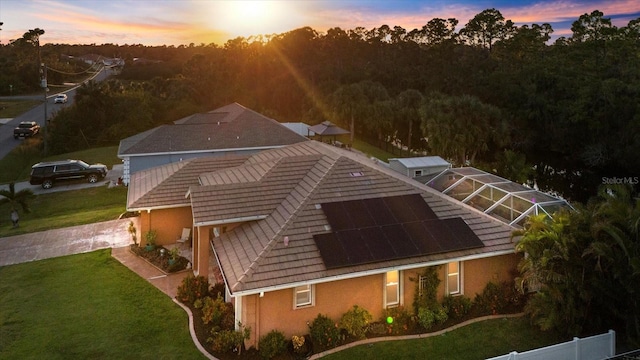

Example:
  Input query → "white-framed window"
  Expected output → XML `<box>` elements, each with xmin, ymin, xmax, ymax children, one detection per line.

<box><xmin>447</xmin><ymin>261</ymin><xmax>461</xmax><ymax>295</ymax></box>
<box><xmin>294</xmin><ymin>284</ymin><xmax>314</xmax><ymax>308</ymax></box>
<box><xmin>414</xmin><ymin>170</ymin><xmax>423</xmax><ymax>177</ymax></box>
<box><xmin>385</xmin><ymin>270</ymin><xmax>400</xmax><ymax>307</ymax></box>
<box><xmin>418</xmin><ymin>274</ymin><xmax>428</xmax><ymax>296</ymax></box>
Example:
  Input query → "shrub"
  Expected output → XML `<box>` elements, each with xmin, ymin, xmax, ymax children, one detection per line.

<box><xmin>309</xmin><ymin>314</ymin><xmax>341</xmax><ymax>352</ymax></box>
<box><xmin>291</xmin><ymin>335</ymin><xmax>308</xmax><ymax>355</ymax></box>
<box><xmin>201</xmin><ymin>295</ymin><xmax>235</xmax><ymax>330</ymax></box>
<box><xmin>339</xmin><ymin>305</ymin><xmax>373</xmax><ymax>340</ymax></box>
<box><xmin>367</xmin><ymin>322</ymin><xmax>387</xmax><ymax>336</ymax></box>
<box><xmin>381</xmin><ymin>306</ymin><xmax>414</xmax><ymax>335</ymax></box>
<box><xmin>411</xmin><ymin>266</ymin><xmax>441</xmax><ymax>314</ymax></box>
<box><xmin>210</xmin><ymin>282</ymin><xmax>225</xmax><ymax>299</ymax></box>
<box><xmin>442</xmin><ymin>295</ymin><xmax>472</xmax><ymax>320</ymax></box>
<box><xmin>209</xmin><ymin>324</ymin><xmax>251</xmax><ymax>355</ymax></box>
<box><xmin>474</xmin><ymin>281</ymin><xmax>523</xmax><ymax>315</ymax></box>
<box><xmin>258</xmin><ymin>330</ymin><xmax>287</xmax><ymax>359</ymax></box>
<box><xmin>177</xmin><ymin>274</ymin><xmax>210</xmax><ymax>305</ymax></box>
<box><xmin>417</xmin><ymin>306</ymin><xmax>448</xmax><ymax>330</ymax></box>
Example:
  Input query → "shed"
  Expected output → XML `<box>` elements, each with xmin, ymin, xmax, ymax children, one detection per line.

<box><xmin>388</xmin><ymin>156</ymin><xmax>451</xmax><ymax>178</ymax></box>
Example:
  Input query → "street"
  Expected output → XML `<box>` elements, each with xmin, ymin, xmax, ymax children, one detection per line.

<box><xmin>0</xmin><ymin>66</ymin><xmax>111</xmax><ymax>160</ymax></box>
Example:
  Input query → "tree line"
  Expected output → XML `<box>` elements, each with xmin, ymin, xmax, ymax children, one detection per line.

<box><xmin>2</xmin><ymin>8</ymin><xmax>639</xmax><ymax>202</ymax></box>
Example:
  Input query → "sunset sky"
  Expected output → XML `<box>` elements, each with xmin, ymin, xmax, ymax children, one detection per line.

<box><xmin>1</xmin><ymin>0</ymin><xmax>639</xmax><ymax>46</ymax></box>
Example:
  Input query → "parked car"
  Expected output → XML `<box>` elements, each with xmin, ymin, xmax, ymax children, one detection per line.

<box><xmin>29</xmin><ymin>159</ymin><xmax>108</xmax><ymax>189</ymax></box>
<box><xmin>54</xmin><ymin>94</ymin><xmax>68</xmax><ymax>103</ymax></box>
<box><xmin>13</xmin><ymin>121</ymin><xmax>41</xmax><ymax>139</ymax></box>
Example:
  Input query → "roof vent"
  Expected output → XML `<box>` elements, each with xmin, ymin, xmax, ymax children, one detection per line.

<box><xmin>350</xmin><ymin>171</ymin><xmax>364</xmax><ymax>177</ymax></box>
<box><xmin>283</xmin><ymin>236</ymin><xmax>289</xmax><ymax>246</ymax></box>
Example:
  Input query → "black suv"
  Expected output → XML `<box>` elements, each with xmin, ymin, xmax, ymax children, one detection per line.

<box><xmin>30</xmin><ymin>159</ymin><xmax>108</xmax><ymax>189</ymax></box>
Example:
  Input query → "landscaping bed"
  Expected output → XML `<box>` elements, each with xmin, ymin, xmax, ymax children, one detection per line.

<box><xmin>176</xmin><ymin>274</ymin><xmax>528</xmax><ymax>360</ymax></box>
<box><xmin>129</xmin><ymin>244</ymin><xmax>190</xmax><ymax>273</ymax></box>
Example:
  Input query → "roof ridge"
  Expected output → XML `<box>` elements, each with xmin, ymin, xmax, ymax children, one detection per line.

<box><xmin>233</xmin><ymin>154</ymin><xmax>338</xmax><ymax>289</ymax></box>
<box><xmin>198</xmin><ymin>158</ymin><xmax>281</xmax><ymax>186</ymax></box>
<box><xmin>127</xmin><ymin>160</ymin><xmax>190</xmax><ymax>207</ymax></box>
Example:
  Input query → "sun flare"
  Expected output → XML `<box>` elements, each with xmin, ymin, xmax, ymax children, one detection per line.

<box><xmin>214</xmin><ymin>0</ymin><xmax>289</xmax><ymax>38</ymax></box>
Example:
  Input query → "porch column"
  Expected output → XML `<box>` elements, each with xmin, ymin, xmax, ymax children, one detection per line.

<box><xmin>194</xmin><ymin>227</ymin><xmax>209</xmax><ymax>276</ymax></box>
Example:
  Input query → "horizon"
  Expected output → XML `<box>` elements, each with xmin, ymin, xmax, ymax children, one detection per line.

<box><xmin>1</xmin><ymin>0</ymin><xmax>640</xmax><ymax>47</ymax></box>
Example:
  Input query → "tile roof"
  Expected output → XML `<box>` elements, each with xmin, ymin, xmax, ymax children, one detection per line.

<box><xmin>128</xmin><ymin>140</ymin><xmax>517</xmax><ymax>295</ymax></box>
<box><xmin>118</xmin><ymin>103</ymin><xmax>308</xmax><ymax>156</ymax></box>
<box><xmin>205</xmin><ymin>142</ymin><xmax>516</xmax><ymax>295</ymax></box>
<box><xmin>127</xmin><ymin>155</ymin><xmax>249</xmax><ymax>210</ymax></box>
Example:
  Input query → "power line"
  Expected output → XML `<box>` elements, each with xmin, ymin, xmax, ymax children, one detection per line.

<box><xmin>46</xmin><ymin>62</ymin><xmax>102</xmax><ymax>76</ymax></box>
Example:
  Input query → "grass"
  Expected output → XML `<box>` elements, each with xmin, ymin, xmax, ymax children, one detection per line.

<box><xmin>0</xmin><ymin>141</ymin><xmax>121</xmax><ymax>183</ymax></box>
<box><xmin>0</xmin><ymin>100</ymin><xmax>42</xmax><ymax>119</ymax></box>
<box><xmin>0</xmin><ymin>186</ymin><xmax>127</xmax><ymax>237</ymax></box>
<box><xmin>0</xmin><ymin>249</ymin><xmax>206</xmax><ymax>359</ymax></box>
<box><xmin>323</xmin><ymin>316</ymin><xmax>565</xmax><ymax>360</ymax></box>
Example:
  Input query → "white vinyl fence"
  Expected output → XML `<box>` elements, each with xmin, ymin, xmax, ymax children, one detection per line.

<box><xmin>487</xmin><ymin>330</ymin><xmax>616</xmax><ymax>360</ymax></box>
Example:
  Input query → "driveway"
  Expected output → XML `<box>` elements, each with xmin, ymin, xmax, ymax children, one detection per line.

<box><xmin>0</xmin><ymin>164</ymin><xmax>123</xmax><ymax>195</ymax></box>
<box><xmin>0</xmin><ymin>218</ymin><xmax>134</xmax><ymax>267</ymax></box>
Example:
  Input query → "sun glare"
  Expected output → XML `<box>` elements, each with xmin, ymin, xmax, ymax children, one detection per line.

<box><xmin>214</xmin><ymin>0</ymin><xmax>288</xmax><ymax>38</ymax></box>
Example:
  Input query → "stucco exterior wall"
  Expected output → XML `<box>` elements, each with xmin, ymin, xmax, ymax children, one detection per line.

<box><xmin>463</xmin><ymin>254</ymin><xmax>519</xmax><ymax>298</ymax></box>
<box><xmin>138</xmin><ymin>207</ymin><xmax>193</xmax><ymax>246</ymax></box>
<box><xmin>242</xmin><ymin>273</ymin><xmax>388</xmax><ymax>347</ymax></box>
<box><xmin>241</xmin><ymin>253</ymin><xmax>519</xmax><ymax>347</ymax></box>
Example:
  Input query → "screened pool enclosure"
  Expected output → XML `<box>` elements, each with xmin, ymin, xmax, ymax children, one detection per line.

<box><xmin>426</xmin><ymin>167</ymin><xmax>571</xmax><ymax>227</ymax></box>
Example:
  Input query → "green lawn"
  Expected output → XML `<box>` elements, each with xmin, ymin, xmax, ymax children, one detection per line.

<box><xmin>0</xmin><ymin>100</ymin><xmax>42</xmax><ymax>119</ymax></box>
<box><xmin>0</xmin><ymin>186</ymin><xmax>127</xmax><ymax>237</ymax></box>
<box><xmin>0</xmin><ymin>249</ymin><xmax>205</xmax><ymax>359</ymax></box>
<box><xmin>323</xmin><ymin>317</ymin><xmax>565</xmax><ymax>360</ymax></box>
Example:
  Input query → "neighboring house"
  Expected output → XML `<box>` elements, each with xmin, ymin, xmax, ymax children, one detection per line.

<box><xmin>117</xmin><ymin>103</ymin><xmax>309</xmax><ymax>184</ymax></box>
<box><xmin>389</xmin><ymin>156</ymin><xmax>451</xmax><ymax>179</ymax></box>
<box><xmin>281</xmin><ymin>122</ymin><xmax>315</xmax><ymax>137</ymax></box>
<box><xmin>126</xmin><ymin>140</ymin><xmax>519</xmax><ymax>348</ymax></box>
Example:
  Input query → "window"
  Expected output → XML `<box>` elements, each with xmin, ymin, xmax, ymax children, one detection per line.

<box><xmin>418</xmin><ymin>275</ymin><xmax>428</xmax><ymax>296</ymax></box>
<box><xmin>385</xmin><ymin>270</ymin><xmax>400</xmax><ymax>307</ymax></box>
<box><xmin>414</xmin><ymin>170</ymin><xmax>423</xmax><ymax>177</ymax></box>
<box><xmin>294</xmin><ymin>284</ymin><xmax>313</xmax><ymax>308</ymax></box>
<box><xmin>447</xmin><ymin>262</ymin><xmax>461</xmax><ymax>295</ymax></box>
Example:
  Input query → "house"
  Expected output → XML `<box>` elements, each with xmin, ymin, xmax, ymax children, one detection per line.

<box><xmin>126</xmin><ymin>140</ymin><xmax>519</xmax><ymax>348</ymax></box>
<box><xmin>388</xmin><ymin>156</ymin><xmax>451</xmax><ymax>179</ymax></box>
<box><xmin>117</xmin><ymin>103</ymin><xmax>309</xmax><ymax>184</ymax></box>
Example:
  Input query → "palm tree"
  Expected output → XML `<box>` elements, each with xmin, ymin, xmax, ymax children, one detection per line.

<box><xmin>0</xmin><ymin>183</ymin><xmax>35</xmax><ymax>226</ymax></box>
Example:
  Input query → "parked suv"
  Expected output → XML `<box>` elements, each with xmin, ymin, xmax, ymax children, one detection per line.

<box><xmin>30</xmin><ymin>159</ymin><xmax>108</xmax><ymax>189</ymax></box>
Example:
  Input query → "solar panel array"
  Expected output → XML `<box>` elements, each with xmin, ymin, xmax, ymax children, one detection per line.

<box><xmin>314</xmin><ymin>194</ymin><xmax>485</xmax><ymax>269</ymax></box>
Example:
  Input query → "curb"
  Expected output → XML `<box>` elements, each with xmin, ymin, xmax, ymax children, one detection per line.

<box><xmin>309</xmin><ymin>313</ymin><xmax>526</xmax><ymax>359</ymax></box>
<box><xmin>174</xmin><ymin>299</ymin><xmax>220</xmax><ymax>360</ymax></box>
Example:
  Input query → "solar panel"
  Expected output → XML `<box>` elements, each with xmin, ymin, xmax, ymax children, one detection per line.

<box><xmin>442</xmin><ymin>217</ymin><xmax>485</xmax><ymax>249</ymax></box>
<box><xmin>403</xmin><ymin>221</ymin><xmax>442</xmax><ymax>254</ymax></box>
<box><xmin>383</xmin><ymin>195</ymin><xmax>419</xmax><ymax>223</ymax></box>
<box><xmin>315</xmin><ymin>194</ymin><xmax>484</xmax><ymax>269</ymax></box>
<box><xmin>338</xmin><ymin>230</ymin><xmax>372</xmax><ymax>264</ymax></box>
<box><xmin>362</xmin><ymin>197</ymin><xmax>397</xmax><ymax>226</ymax></box>
<box><xmin>343</xmin><ymin>200</ymin><xmax>376</xmax><ymax>228</ymax></box>
<box><xmin>381</xmin><ymin>224</ymin><xmax>419</xmax><ymax>257</ymax></box>
<box><xmin>360</xmin><ymin>226</ymin><xmax>396</xmax><ymax>259</ymax></box>
<box><xmin>314</xmin><ymin>232</ymin><xmax>349</xmax><ymax>268</ymax></box>
<box><xmin>320</xmin><ymin>201</ymin><xmax>353</xmax><ymax>231</ymax></box>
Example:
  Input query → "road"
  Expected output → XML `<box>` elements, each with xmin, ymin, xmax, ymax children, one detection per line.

<box><xmin>0</xmin><ymin>66</ymin><xmax>112</xmax><ymax>160</ymax></box>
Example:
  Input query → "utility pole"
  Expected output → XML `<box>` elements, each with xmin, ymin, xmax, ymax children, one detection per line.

<box><xmin>42</xmin><ymin>62</ymin><xmax>48</xmax><ymax>156</ymax></box>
